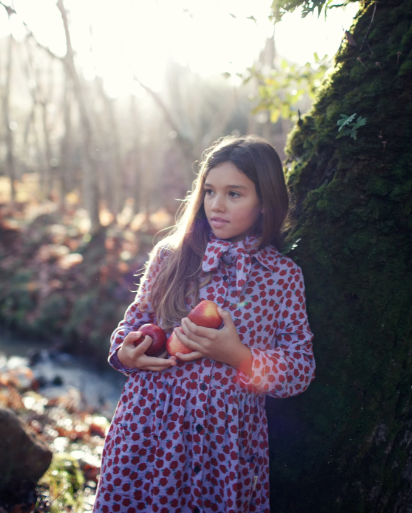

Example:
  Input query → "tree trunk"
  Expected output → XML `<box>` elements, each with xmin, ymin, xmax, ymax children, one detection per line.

<box><xmin>267</xmin><ymin>1</ymin><xmax>412</xmax><ymax>511</ymax></box>
<box><xmin>130</xmin><ymin>94</ymin><xmax>142</xmax><ymax>215</ymax></box>
<box><xmin>59</xmin><ymin>78</ymin><xmax>72</xmax><ymax>209</ymax></box>
<box><xmin>3</xmin><ymin>35</ymin><xmax>16</xmax><ymax>204</ymax></box>
<box><xmin>96</xmin><ymin>77</ymin><xmax>123</xmax><ymax>216</ymax></box>
<box><xmin>57</xmin><ymin>0</ymin><xmax>101</xmax><ymax>232</ymax></box>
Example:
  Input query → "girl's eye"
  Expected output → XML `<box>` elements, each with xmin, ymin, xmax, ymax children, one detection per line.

<box><xmin>204</xmin><ymin>189</ymin><xmax>213</xmax><ymax>196</ymax></box>
<box><xmin>229</xmin><ymin>191</ymin><xmax>241</xmax><ymax>198</ymax></box>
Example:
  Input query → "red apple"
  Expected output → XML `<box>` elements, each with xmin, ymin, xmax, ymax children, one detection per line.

<box><xmin>134</xmin><ymin>323</ymin><xmax>167</xmax><ymax>357</ymax></box>
<box><xmin>166</xmin><ymin>328</ymin><xmax>194</xmax><ymax>357</ymax></box>
<box><xmin>188</xmin><ymin>300</ymin><xmax>222</xmax><ymax>329</ymax></box>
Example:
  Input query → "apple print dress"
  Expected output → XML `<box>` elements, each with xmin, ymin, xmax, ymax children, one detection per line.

<box><xmin>93</xmin><ymin>232</ymin><xmax>315</xmax><ymax>513</ymax></box>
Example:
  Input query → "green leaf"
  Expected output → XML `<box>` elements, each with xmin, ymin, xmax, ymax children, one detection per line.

<box><xmin>337</xmin><ymin>113</ymin><xmax>357</xmax><ymax>131</ymax></box>
<box><xmin>352</xmin><ymin>116</ymin><xmax>367</xmax><ymax>130</ymax></box>
<box><xmin>270</xmin><ymin>108</ymin><xmax>281</xmax><ymax>123</ymax></box>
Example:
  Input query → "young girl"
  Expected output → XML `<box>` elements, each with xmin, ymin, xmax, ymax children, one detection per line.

<box><xmin>93</xmin><ymin>136</ymin><xmax>315</xmax><ymax>513</ymax></box>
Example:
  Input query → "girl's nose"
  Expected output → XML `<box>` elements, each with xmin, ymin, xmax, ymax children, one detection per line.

<box><xmin>211</xmin><ymin>195</ymin><xmax>225</xmax><ymax>212</ymax></box>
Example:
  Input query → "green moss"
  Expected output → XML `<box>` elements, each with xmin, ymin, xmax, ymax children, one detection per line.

<box><xmin>38</xmin><ymin>453</ymin><xmax>84</xmax><ymax>513</ymax></box>
<box><xmin>269</xmin><ymin>0</ymin><xmax>412</xmax><ymax>510</ymax></box>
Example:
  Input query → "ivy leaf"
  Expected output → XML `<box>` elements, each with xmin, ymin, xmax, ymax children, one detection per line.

<box><xmin>282</xmin><ymin>238</ymin><xmax>302</xmax><ymax>254</ymax></box>
<box><xmin>336</xmin><ymin>113</ymin><xmax>367</xmax><ymax>140</ymax></box>
<box><xmin>352</xmin><ymin>116</ymin><xmax>367</xmax><ymax>130</ymax></box>
<box><xmin>337</xmin><ymin>113</ymin><xmax>357</xmax><ymax>131</ymax></box>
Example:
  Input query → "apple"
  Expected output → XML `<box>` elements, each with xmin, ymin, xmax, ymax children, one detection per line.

<box><xmin>188</xmin><ymin>300</ymin><xmax>222</xmax><ymax>329</ymax></box>
<box><xmin>134</xmin><ymin>323</ymin><xmax>167</xmax><ymax>357</ymax></box>
<box><xmin>166</xmin><ymin>328</ymin><xmax>194</xmax><ymax>357</ymax></box>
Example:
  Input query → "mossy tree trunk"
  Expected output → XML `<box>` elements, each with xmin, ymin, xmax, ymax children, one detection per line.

<box><xmin>266</xmin><ymin>0</ymin><xmax>412</xmax><ymax>511</ymax></box>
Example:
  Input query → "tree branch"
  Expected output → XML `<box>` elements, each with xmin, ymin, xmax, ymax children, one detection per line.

<box><xmin>0</xmin><ymin>0</ymin><xmax>64</xmax><ymax>61</ymax></box>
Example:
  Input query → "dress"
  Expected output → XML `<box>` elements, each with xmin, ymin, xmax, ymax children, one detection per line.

<box><xmin>93</xmin><ymin>232</ymin><xmax>315</xmax><ymax>513</ymax></box>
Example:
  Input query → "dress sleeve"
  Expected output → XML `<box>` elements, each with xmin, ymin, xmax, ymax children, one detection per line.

<box><xmin>108</xmin><ymin>244</ymin><xmax>168</xmax><ymax>375</ymax></box>
<box><xmin>237</xmin><ymin>265</ymin><xmax>315</xmax><ymax>398</ymax></box>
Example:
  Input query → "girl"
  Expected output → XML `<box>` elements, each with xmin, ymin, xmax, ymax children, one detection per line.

<box><xmin>93</xmin><ymin>135</ymin><xmax>315</xmax><ymax>513</ymax></box>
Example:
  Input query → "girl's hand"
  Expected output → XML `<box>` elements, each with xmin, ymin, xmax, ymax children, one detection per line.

<box><xmin>117</xmin><ymin>331</ymin><xmax>177</xmax><ymax>371</ymax></box>
<box><xmin>175</xmin><ymin>307</ymin><xmax>253</xmax><ymax>374</ymax></box>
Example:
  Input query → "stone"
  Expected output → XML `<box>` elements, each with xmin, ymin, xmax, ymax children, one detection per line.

<box><xmin>0</xmin><ymin>407</ymin><xmax>52</xmax><ymax>486</ymax></box>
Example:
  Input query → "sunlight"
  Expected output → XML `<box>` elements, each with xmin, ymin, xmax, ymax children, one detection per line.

<box><xmin>1</xmin><ymin>0</ymin><xmax>359</xmax><ymax>97</ymax></box>
<box><xmin>275</xmin><ymin>2</ymin><xmax>360</xmax><ymax>65</ymax></box>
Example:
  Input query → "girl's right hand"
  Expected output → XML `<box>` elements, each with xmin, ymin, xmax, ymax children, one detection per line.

<box><xmin>117</xmin><ymin>331</ymin><xmax>177</xmax><ymax>371</ymax></box>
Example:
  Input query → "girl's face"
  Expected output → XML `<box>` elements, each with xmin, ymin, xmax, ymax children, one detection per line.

<box><xmin>203</xmin><ymin>161</ymin><xmax>263</xmax><ymax>243</ymax></box>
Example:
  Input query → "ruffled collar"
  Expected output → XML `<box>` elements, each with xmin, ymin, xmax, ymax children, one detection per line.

<box><xmin>202</xmin><ymin>232</ymin><xmax>274</xmax><ymax>297</ymax></box>
<box><xmin>202</xmin><ymin>232</ymin><xmax>260</xmax><ymax>270</ymax></box>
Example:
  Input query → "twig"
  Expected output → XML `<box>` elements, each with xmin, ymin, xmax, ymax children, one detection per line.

<box><xmin>360</xmin><ymin>2</ymin><xmax>377</xmax><ymax>51</ymax></box>
<box><xmin>357</xmin><ymin>57</ymin><xmax>369</xmax><ymax>70</ymax></box>
<box><xmin>49</xmin><ymin>484</ymin><xmax>70</xmax><ymax>507</ymax></box>
<box><xmin>0</xmin><ymin>1</ymin><xmax>63</xmax><ymax>61</ymax></box>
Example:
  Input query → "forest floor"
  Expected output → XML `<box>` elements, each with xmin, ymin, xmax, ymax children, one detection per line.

<box><xmin>0</xmin><ymin>191</ymin><xmax>174</xmax><ymax>366</ymax></box>
<box><xmin>0</xmin><ymin>192</ymin><xmax>176</xmax><ymax>512</ymax></box>
<box><xmin>0</xmin><ymin>363</ymin><xmax>109</xmax><ymax>512</ymax></box>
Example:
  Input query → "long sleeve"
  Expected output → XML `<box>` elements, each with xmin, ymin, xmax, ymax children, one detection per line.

<box><xmin>108</xmin><ymin>244</ymin><xmax>167</xmax><ymax>375</ymax></box>
<box><xmin>237</xmin><ymin>265</ymin><xmax>315</xmax><ymax>398</ymax></box>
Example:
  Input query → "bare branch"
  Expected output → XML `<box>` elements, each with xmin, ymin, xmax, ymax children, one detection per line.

<box><xmin>0</xmin><ymin>1</ymin><xmax>64</xmax><ymax>61</ymax></box>
<box><xmin>129</xmin><ymin>69</ymin><xmax>194</xmax><ymax>161</ymax></box>
<box><xmin>360</xmin><ymin>2</ymin><xmax>377</xmax><ymax>51</ymax></box>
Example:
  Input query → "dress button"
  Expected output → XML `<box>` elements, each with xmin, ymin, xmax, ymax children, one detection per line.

<box><xmin>200</xmin><ymin>383</ymin><xmax>207</xmax><ymax>391</ymax></box>
<box><xmin>194</xmin><ymin>465</ymin><xmax>201</xmax><ymax>474</ymax></box>
<box><xmin>193</xmin><ymin>508</ymin><xmax>200</xmax><ymax>513</ymax></box>
<box><xmin>196</xmin><ymin>424</ymin><xmax>203</xmax><ymax>433</ymax></box>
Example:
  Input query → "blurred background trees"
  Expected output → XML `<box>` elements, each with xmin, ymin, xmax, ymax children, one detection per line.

<box><xmin>3</xmin><ymin>0</ymin><xmax>412</xmax><ymax>512</ymax></box>
<box><xmin>0</xmin><ymin>0</ymin><xmax>352</xmax><ymax>230</ymax></box>
<box><xmin>3</xmin><ymin>0</ymin><xmax>352</xmax><ymax>360</ymax></box>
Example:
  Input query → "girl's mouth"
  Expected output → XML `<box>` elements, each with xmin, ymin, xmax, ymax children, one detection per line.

<box><xmin>210</xmin><ymin>218</ymin><xmax>229</xmax><ymax>228</ymax></box>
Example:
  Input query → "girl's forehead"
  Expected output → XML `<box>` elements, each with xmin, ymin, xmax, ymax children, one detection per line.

<box><xmin>206</xmin><ymin>162</ymin><xmax>252</xmax><ymax>187</ymax></box>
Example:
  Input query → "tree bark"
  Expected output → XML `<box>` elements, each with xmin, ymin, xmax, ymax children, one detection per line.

<box><xmin>96</xmin><ymin>77</ymin><xmax>123</xmax><ymax>216</ymax></box>
<box><xmin>267</xmin><ymin>1</ymin><xmax>412</xmax><ymax>511</ymax></box>
<box><xmin>3</xmin><ymin>35</ymin><xmax>16</xmax><ymax>204</ymax></box>
<box><xmin>59</xmin><ymin>77</ymin><xmax>73</xmax><ymax>209</ymax></box>
<box><xmin>56</xmin><ymin>0</ymin><xmax>101</xmax><ymax>232</ymax></box>
<box><xmin>130</xmin><ymin>94</ymin><xmax>142</xmax><ymax>215</ymax></box>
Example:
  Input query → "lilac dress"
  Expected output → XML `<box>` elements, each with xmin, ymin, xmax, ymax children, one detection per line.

<box><xmin>93</xmin><ymin>233</ymin><xmax>315</xmax><ymax>513</ymax></box>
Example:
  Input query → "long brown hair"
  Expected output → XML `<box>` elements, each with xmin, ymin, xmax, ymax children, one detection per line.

<box><xmin>148</xmin><ymin>135</ymin><xmax>289</xmax><ymax>331</ymax></box>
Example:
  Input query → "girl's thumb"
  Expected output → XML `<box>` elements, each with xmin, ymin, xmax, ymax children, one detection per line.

<box><xmin>134</xmin><ymin>334</ymin><xmax>153</xmax><ymax>354</ymax></box>
<box><xmin>218</xmin><ymin>307</ymin><xmax>230</xmax><ymax>319</ymax></box>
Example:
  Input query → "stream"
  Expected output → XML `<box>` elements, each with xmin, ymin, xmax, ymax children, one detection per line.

<box><xmin>0</xmin><ymin>327</ymin><xmax>126</xmax><ymax>418</ymax></box>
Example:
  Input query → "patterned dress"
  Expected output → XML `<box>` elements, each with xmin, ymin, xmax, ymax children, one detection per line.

<box><xmin>93</xmin><ymin>232</ymin><xmax>315</xmax><ymax>513</ymax></box>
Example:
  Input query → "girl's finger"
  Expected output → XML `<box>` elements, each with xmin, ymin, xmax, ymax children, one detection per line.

<box><xmin>138</xmin><ymin>354</ymin><xmax>176</xmax><ymax>367</ymax></box>
<box><xmin>175</xmin><ymin>350</ymin><xmax>203</xmax><ymax>361</ymax></box>
<box><xmin>174</xmin><ymin>327</ymin><xmax>200</xmax><ymax>350</ymax></box>
<box><xmin>132</xmin><ymin>335</ymin><xmax>153</xmax><ymax>355</ymax></box>
<box><xmin>143</xmin><ymin>365</ymin><xmax>176</xmax><ymax>371</ymax></box>
<box><xmin>123</xmin><ymin>331</ymin><xmax>143</xmax><ymax>346</ymax></box>
<box><xmin>182</xmin><ymin>317</ymin><xmax>215</xmax><ymax>339</ymax></box>
<box><xmin>217</xmin><ymin>307</ymin><xmax>233</xmax><ymax>325</ymax></box>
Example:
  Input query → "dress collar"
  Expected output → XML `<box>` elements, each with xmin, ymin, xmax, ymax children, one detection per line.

<box><xmin>202</xmin><ymin>231</ymin><xmax>282</xmax><ymax>275</ymax></box>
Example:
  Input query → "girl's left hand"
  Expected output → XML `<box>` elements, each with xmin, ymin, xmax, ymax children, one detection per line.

<box><xmin>174</xmin><ymin>307</ymin><xmax>252</xmax><ymax>373</ymax></box>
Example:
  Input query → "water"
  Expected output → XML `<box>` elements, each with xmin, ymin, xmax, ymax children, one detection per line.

<box><xmin>0</xmin><ymin>328</ymin><xmax>126</xmax><ymax>418</ymax></box>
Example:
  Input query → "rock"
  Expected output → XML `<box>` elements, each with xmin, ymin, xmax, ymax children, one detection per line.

<box><xmin>51</xmin><ymin>375</ymin><xmax>63</xmax><ymax>386</ymax></box>
<box><xmin>5</xmin><ymin>367</ymin><xmax>36</xmax><ymax>391</ymax></box>
<box><xmin>26</xmin><ymin>348</ymin><xmax>44</xmax><ymax>367</ymax></box>
<box><xmin>35</xmin><ymin>376</ymin><xmax>48</xmax><ymax>388</ymax></box>
<box><xmin>0</xmin><ymin>408</ymin><xmax>52</xmax><ymax>486</ymax></box>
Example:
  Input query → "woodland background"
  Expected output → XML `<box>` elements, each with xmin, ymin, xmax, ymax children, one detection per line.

<box><xmin>0</xmin><ymin>0</ymin><xmax>411</xmax><ymax>512</ymax></box>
